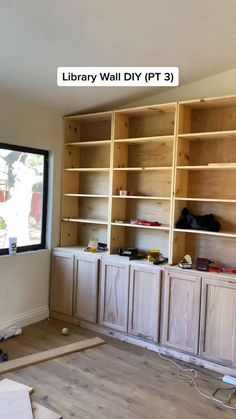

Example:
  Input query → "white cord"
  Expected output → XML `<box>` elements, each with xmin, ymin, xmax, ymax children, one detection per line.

<box><xmin>156</xmin><ymin>349</ymin><xmax>236</xmax><ymax>410</ymax></box>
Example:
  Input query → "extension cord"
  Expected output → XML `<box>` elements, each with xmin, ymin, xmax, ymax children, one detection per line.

<box><xmin>223</xmin><ymin>375</ymin><xmax>236</xmax><ymax>386</ymax></box>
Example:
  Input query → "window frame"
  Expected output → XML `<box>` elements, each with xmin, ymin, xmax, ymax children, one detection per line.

<box><xmin>0</xmin><ymin>142</ymin><xmax>49</xmax><ymax>255</ymax></box>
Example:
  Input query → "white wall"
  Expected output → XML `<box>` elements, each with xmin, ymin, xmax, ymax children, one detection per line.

<box><xmin>0</xmin><ymin>92</ymin><xmax>62</xmax><ymax>329</ymax></box>
<box><xmin>123</xmin><ymin>68</ymin><xmax>236</xmax><ymax>107</ymax></box>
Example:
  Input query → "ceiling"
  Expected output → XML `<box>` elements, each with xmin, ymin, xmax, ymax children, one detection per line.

<box><xmin>1</xmin><ymin>0</ymin><xmax>236</xmax><ymax>115</ymax></box>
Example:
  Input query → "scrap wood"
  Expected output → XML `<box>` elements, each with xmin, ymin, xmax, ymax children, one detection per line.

<box><xmin>32</xmin><ymin>402</ymin><xmax>62</xmax><ymax>419</ymax></box>
<box><xmin>0</xmin><ymin>337</ymin><xmax>105</xmax><ymax>375</ymax></box>
<box><xmin>0</xmin><ymin>378</ymin><xmax>33</xmax><ymax>394</ymax></box>
<box><xmin>0</xmin><ymin>388</ymin><xmax>33</xmax><ymax>419</ymax></box>
<box><xmin>0</xmin><ymin>379</ymin><xmax>62</xmax><ymax>418</ymax></box>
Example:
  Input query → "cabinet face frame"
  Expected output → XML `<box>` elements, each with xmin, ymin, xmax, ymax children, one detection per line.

<box><xmin>161</xmin><ymin>270</ymin><xmax>201</xmax><ymax>355</ymax></box>
<box><xmin>73</xmin><ymin>253</ymin><xmax>99</xmax><ymax>324</ymax></box>
<box><xmin>200</xmin><ymin>277</ymin><xmax>236</xmax><ymax>367</ymax></box>
<box><xmin>99</xmin><ymin>258</ymin><xmax>130</xmax><ymax>332</ymax></box>
<box><xmin>128</xmin><ymin>265</ymin><xmax>161</xmax><ymax>342</ymax></box>
<box><xmin>50</xmin><ymin>251</ymin><xmax>74</xmax><ymax>316</ymax></box>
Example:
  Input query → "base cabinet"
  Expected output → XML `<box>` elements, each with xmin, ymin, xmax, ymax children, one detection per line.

<box><xmin>73</xmin><ymin>254</ymin><xmax>99</xmax><ymax>324</ymax></box>
<box><xmin>200</xmin><ymin>277</ymin><xmax>236</xmax><ymax>367</ymax></box>
<box><xmin>99</xmin><ymin>258</ymin><xmax>130</xmax><ymax>332</ymax></box>
<box><xmin>128</xmin><ymin>265</ymin><xmax>161</xmax><ymax>342</ymax></box>
<box><xmin>50</xmin><ymin>249</ymin><xmax>236</xmax><ymax>375</ymax></box>
<box><xmin>50</xmin><ymin>251</ymin><xmax>74</xmax><ymax>316</ymax></box>
<box><xmin>161</xmin><ymin>270</ymin><xmax>201</xmax><ymax>355</ymax></box>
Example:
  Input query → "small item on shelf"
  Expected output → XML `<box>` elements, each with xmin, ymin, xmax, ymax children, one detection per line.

<box><xmin>114</xmin><ymin>219</ymin><xmax>127</xmax><ymax>224</ymax></box>
<box><xmin>178</xmin><ymin>254</ymin><xmax>192</xmax><ymax>269</ymax></box>
<box><xmin>119</xmin><ymin>190</ymin><xmax>134</xmax><ymax>196</ymax></box>
<box><xmin>97</xmin><ymin>242</ymin><xmax>108</xmax><ymax>251</ymax></box>
<box><xmin>84</xmin><ymin>238</ymin><xmax>108</xmax><ymax>253</ymax></box>
<box><xmin>129</xmin><ymin>253</ymin><xmax>147</xmax><ymax>260</ymax></box>
<box><xmin>137</xmin><ymin>220</ymin><xmax>162</xmax><ymax>226</ymax></box>
<box><xmin>221</xmin><ymin>267</ymin><xmax>236</xmax><ymax>274</ymax></box>
<box><xmin>196</xmin><ymin>257</ymin><xmax>212</xmax><ymax>272</ymax></box>
<box><xmin>118</xmin><ymin>247</ymin><xmax>137</xmax><ymax>257</ymax></box>
<box><xmin>147</xmin><ymin>249</ymin><xmax>160</xmax><ymax>262</ymax></box>
<box><xmin>208</xmin><ymin>266</ymin><xmax>222</xmax><ymax>273</ymax></box>
<box><xmin>130</xmin><ymin>219</ymin><xmax>138</xmax><ymax>224</ymax></box>
<box><xmin>153</xmin><ymin>255</ymin><xmax>168</xmax><ymax>265</ymax></box>
<box><xmin>176</xmin><ymin>207</ymin><xmax>221</xmax><ymax>232</ymax></box>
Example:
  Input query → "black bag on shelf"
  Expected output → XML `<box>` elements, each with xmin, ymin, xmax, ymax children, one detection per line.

<box><xmin>176</xmin><ymin>207</ymin><xmax>221</xmax><ymax>232</ymax></box>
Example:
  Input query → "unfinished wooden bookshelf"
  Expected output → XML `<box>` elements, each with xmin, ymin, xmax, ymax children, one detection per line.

<box><xmin>61</xmin><ymin>95</ymin><xmax>236</xmax><ymax>268</ymax></box>
<box><xmin>61</xmin><ymin>104</ymin><xmax>177</xmax><ymax>261</ymax></box>
<box><xmin>110</xmin><ymin>104</ymin><xmax>177</xmax><ymax>259</ymax></box>
<box><xmin>61</xmin><ymin>112</ymin><xmax>112</xmax><ymax>248</ymax></box>
<box><xmin>173</xmin><ymin>96</ymin><xmax>236</xmax><ymax>267</ymax></box>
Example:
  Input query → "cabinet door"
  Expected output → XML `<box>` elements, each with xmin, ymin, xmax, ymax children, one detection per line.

<box><xmin>73</xmin><ymin>254</ymin><xmax>99</xmax><ymax>323</ymax></box>
<box><xmin>100</xmin><ymin>258</ymin><xmax>130</xmax><ymax>332</ymax></box>
<box><xmin>50</xmin><ymin>252</ymin><xmax>74</xmax><ymax>316</ymax></box>
<box><xmin>161</xmin><ymin>270</ymin><xmax>201</xmax><ymax>354</ymax></box>
<box><xmin>200</xmin><ymin>278</ymin><xmax>236</xmax><ymax>367</ymax></box>
<box><xmin>128</xmin><ymin>265</ymin><xmax>161</xmax><ymax>342</ymax></box>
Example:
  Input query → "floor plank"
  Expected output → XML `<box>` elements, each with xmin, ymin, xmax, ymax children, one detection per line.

<box><xmin>0</xmin><ymin>319</ymin><xmax>235</xmax><ymax>419</ymax></box>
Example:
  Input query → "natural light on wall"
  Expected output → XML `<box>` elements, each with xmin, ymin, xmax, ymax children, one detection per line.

<box><xmin>0</xmin><ymin>144</ymin><xmax>48</xmax><ymax>254</ymax></box>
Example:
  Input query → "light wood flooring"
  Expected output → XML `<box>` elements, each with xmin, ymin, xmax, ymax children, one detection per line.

<box><xmin>0</xmin><ymin>319</ymin><xmax>235</xmax><ymax>419</ymax></box>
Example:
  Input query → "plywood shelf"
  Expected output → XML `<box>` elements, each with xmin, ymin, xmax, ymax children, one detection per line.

<box><xmin>178</xmin><ymin>130</ymin><xmax>236</xmax><ymax>141</ymax></box>
<box><xmin>62</xmin><ymin>218</ymin><xmax>108</xmax><ymax>225</ymax></box>
<box><xmin>65</xmin><ymin>140</ymin><xmax>111</xmax><ymax>147</ymax></box>
<box><xmin>64</xmin><ymin>168</ymin><xmax>110</xmax><ymax>172</ymax></box>
<box><xmin>113</xmin><ymin>167</ymin><xmax>172</xmax><ymax>171</ymax></box>
<box><xmin>111</xmin><ymin>222</ymin><xmax>170</xmax><ymax>231</ymax></box>
<box><xmin>112</xmin><ymin>195</ymin><xmax>171</xmax><ymax>200</ymax></box>
<box><xmin>64</xmin><ymin>194</ymin><xmax>109</xmax><ymax>198</ymax></box>
<box><xmin>175</xmin><ymin>197</ymin><xmax>236</xmax><ymax>203</ymax></box>
<box><xmin>114</xmin><ymin>135</ymin><xmax>174</xmax><ymax>144</ymax></box>
<box><xmin>177</xmin><ymin>165</ymin><xmax>236</xmax><ymax>170</ymax></box>
<box><xmin>115</xmin><ymin>103</ymin><xmax>176</xmax><ymax>115</ymax></box>
<box><xmin>174</xmin><ymin>228</ymin><xmax>236</xmax><ymax>238</ymax></box>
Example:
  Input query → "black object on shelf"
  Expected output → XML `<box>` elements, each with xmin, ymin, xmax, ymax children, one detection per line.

<box><xmin>118</xmin><ymin>247</ymin><xmax>138</xmax><ymax>257</ymax></box>
<box><xmin>176</xmin><ymin>207</ymin><xmax>221</xmax><ymax>232</ymax></box>
<box><xmin>196</xmin><ymin>257</ymin><xmax>211</xmax><ymax>271</ymax></box>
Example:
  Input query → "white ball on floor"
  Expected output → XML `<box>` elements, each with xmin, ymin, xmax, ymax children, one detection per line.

<box><xmin>61</xmin><ymin>327</ymin><xmax>69</xmax><ymax>336</ymax></box>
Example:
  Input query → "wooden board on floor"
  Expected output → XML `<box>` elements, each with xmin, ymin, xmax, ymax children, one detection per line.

<box><xmin>0</xmin><ymin>378</ymin><xmax>33</xmax><ymax>394</ymax></box>
<box><xmin>32</xmin><ymin>402</ymin><xmax>62</xmax><ymax>419</ymax></box>
<box><xmin>0</xmin><ymin>337</ymin><xmax>105</xmax><ymax>375</ymax></box>
<box><xmin>0</xmin><ymin>389</ymin><xmax>33</xmax><ymax>419</ymax></box>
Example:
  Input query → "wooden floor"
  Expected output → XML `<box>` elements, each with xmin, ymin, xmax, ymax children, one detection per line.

<box><xmin>0</xmin><ymin>319</ymin><xmax>235</xmax><ymax>419</ymax></box>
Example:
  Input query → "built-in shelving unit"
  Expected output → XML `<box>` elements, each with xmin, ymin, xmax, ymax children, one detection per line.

<box><xmin>61</xmin><ymin>96</ymin><xmax>236</xmax><ymax>268</ymax></box>
<box><xmin>173</xmin><ymin>96</ymin><xmax>236</xmax><ymax>267</ymax></box>
<box><xmin>61</xmin><ymin>111</ymin><xmax>112</xmax><ymax>248</ymax></box>
<box><xmin>110</xmin><ymin>104</ymin><xmax>177</xmax><ymax>258</ymax></box>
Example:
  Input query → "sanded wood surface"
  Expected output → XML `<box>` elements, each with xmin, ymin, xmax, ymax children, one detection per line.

<box><xmin>0</xmin><ymin>378</ymin><xmax>33</xmax><ymax>394</ymax></box>
<box><xmin>0</xmin><ymin>337</ymin><xmax>105</xmax><ymax>375</ymax></box>
<box><xmin>161</xmin><ymin>270</ymin><xmax>201</xmax><ymax>355</ymax></box>
<box><xmin>0</xmin><ymin>389</ymin><xmax>33</xmax><ymax>419</ymax></box>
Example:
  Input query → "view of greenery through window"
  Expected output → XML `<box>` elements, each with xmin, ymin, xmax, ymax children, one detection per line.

<box><xmin>0</xmin><ymin>145</ymin><xmax>47</xmax><ymax>252</ymax></box>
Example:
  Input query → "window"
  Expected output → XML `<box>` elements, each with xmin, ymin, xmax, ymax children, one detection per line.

<box><xmin>0</xmin><ymin>143</ymin><xmax>48</xmax><ymax>254</ymax></box>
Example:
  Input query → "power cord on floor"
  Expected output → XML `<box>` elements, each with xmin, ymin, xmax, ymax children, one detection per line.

<box><xmin>156</xmin><ymin>349</ymin><xmax>236</xmax><ymax>410</ymax></box>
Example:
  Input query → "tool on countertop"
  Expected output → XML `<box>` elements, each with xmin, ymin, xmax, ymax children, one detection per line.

<box><xmin>178</xmin><ymin>254</ymin><xmax>192</xmax><ymax>269</ymax></box>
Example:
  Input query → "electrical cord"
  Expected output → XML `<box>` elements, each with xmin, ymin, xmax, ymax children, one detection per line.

<box><xmin>155</xmin><ymin>348</ymin><xmax>236</xmax><ymax>410</ymax></box>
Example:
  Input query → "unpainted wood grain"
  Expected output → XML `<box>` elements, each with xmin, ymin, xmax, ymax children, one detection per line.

<box><xmin>128</xmin><ymin>265</ymin><xmax>161</xmax><ymax>341</ymax></box>
<box><xmin>0</xmin><ymin>337</ymin><xmax>105</xmax><ymax>374</ymax></box>
<box><xmin>200</xmin><ymin>278</ymin><xmax>236</xmax><ymax>366</ymax></box>
<box><xmin>161</xmin><ymin>270</ymin><xmax>201</xmax><ymax>355</ymax></box>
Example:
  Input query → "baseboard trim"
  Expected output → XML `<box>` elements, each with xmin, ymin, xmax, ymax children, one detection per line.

<box><xmin>0</xmin><ymin>306</ymin><xmax>49</xmax><ymax>330</ymax></box>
